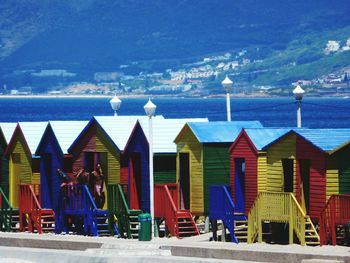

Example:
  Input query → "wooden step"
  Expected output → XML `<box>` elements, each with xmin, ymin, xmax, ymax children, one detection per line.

<box><xmin>305</xmin><ymin>241</ymin><xmax>320</xmax><ymax>245</ymax></box>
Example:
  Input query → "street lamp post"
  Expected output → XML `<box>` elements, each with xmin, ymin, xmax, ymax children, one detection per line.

<box><xmin>144</xmin><ymin>98</ymin><xmax>157</xmax><ymax>238</ymax></box>
<box><xmin>110</xmin><ymin>96</ymin><xmax>122</xmax><ymax>116</ymax></box>
<box><xmin>222</xmin><ymin>75</ymin><xmax>233</xmax><ymax>122</ymax></box>
<box><xmin>293</xmin><ymin>85</ymin><xmax>305</xmax><ymax>128</ymax></box>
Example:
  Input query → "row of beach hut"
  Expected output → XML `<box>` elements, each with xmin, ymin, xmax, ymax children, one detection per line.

<box><xmin>1</xmin><ymin>115</ymin><xmax>350</xmax><ymax>245</ymax></box>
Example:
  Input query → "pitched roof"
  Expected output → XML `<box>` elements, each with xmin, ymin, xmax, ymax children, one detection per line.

<box><xmin>244</xmin><ymin>128</ymin><xmax>291</xmax><ymax>150</ymax></box>
<box><xmin>0</xmin><ymin>122</ymin><xmax>17</xmax><ymax>144</ymax></box>
<box><xmin>137</xmin><ymin>118</ymin><xmax>208</xmax><ymax>153</ymax></box>
<box><xmin>47</xmin><ymin>121</ymin><xmax>89</xmax><ymax>154</ymax></box>
<box><xmin>294</xmin><ymin>128</ymin><xmax>350</xmax><ymax>153</ymax></box>
<box><xmin>17</xmin><ymin>122</ymin><xmax>48</xmax><ymax>154</ymax></box>
<box><xmin>92</xmin><ymin>115</ymin><xmax>165</xmax><ymax>151</ymax></box>
<box><xmin>184</xmin><ymin>121</ymin><xmax>263</xmax><ymax>143</ymax></box>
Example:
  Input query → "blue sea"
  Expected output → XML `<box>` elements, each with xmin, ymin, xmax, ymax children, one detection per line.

<box><xmin>1</xmin><ymin>97</ymin><xmax>350</xmax><ymax>128</ymax></box>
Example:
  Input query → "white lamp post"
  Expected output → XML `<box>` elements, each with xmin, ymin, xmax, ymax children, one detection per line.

<box><xmin>293</xmin><ymin>85</ymin><xmax>305</xmax><ymax>128</ymax></box>
<box><xmin>222</xmin><ymin>75</ymin><xmax>233</xmax><ymax>122</ymax></box>
<box><xmin>144</xmin><ymin>98</ymin><xmax>156</xmax><ymax>238</ymax></box>
<box><xmin>110</xmin><ymin>96</ymin><xmax>122</xmax><ymax>116</ymax></box>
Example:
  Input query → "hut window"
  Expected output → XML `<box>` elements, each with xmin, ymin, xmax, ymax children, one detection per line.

<box><xmin>63</xmin><ymin>156</ymin><xmax>73</xmax><ymax>173</ymax></box>
<box><xmin>154</xmin><ymin>155</ymin><xmax>176</xmax><ymax>172</ymax></box>
<box><xmin>121</xmin><ymin>154</ymin><xmax>128</xmax><ymax>168</ymax></box>
<box><xmin>32</xmin><ymin>158</ymin><xmax>40</xmax><ymax>173</ymax></box>
<box><xmin>84</xmin><ymin>152</ymin><xmax>95</xmax><ymax>172</ymax></box>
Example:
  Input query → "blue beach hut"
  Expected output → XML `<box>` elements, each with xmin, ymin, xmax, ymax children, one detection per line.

<box><xmin>35</xmin><ymin>121</ymin><xmax>88</xmax><ymax>211</ymax></box>
<box><xmin>123</xmin><ymin>118</ymin><xmax>208</xmax><ymax>211</ymax></box>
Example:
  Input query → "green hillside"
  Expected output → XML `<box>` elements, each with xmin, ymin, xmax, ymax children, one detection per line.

<box><xmin>240</xmin><ymin>26</ymin><xmax>350</xmax><ymax>86</ymax></box>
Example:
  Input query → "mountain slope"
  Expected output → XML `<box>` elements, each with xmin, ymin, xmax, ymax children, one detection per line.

<box><xmin>0</xmin><ymin>0</ymin><xmax>349</xmax><ymax>92</ymax></box>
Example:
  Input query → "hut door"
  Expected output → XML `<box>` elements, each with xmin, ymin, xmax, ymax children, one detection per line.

<box><xmin>299</xmin><ymin>159</ymin><xmax>310</xmax><ymax>213</ymax></box>
<box><xmin>84</xmin><ymin>152</ymin><xmax>95</xmax><ymax>173</ymax></box>
<box><xmin>42</xmin><ymin>154</ymin><xmax>52</xmax><ymax>208</ymax></box>
<box><xmin>129</xmin><ymin>153</ymin><xmax>142</xmax><ymax>210</ymax></box>
<box><xmin>97</xmin><ymin>152</ymin><xmax>108</xmax><ymax>182</ymax></box>
<box><xmin>235</xmin><ymin>158</ymin><xmax>245</xmax><ymax>213</ymax></box>
<box><xmin>179</xmin><ymin>153</ymin><xmax>190</xmax><ymax>210</ymax></box>
<box><xmin>282</xmin><ymin>159</ymin><xmax>294</xmax><ymax>193</ymax></box>
<box><xmin>10</xmin><ymin>153</ymin><xmax>21</xmax><ymax>207</ymax></box>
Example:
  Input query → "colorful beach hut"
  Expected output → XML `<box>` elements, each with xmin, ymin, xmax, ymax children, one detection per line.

<box><xmin>35</xmin><ymin>121</ymin><xmax>88</xmax><ymax>211</ymax></box>
<box><xmin>262</xmin><ymin>128</ymin><xmax>350</xmax><ymax>218</ymax></box>
<box><xmin>123</xmin><ymin>118</ymin><xmax>208</xmax><ymax>211</ymax></box>
<box><xmin>174</xmin><ymin>121</ymin><xmax>263</xmax><ymax>215</ymax></box>
<box><xmin>4</xmin><ymin>122</ymin><xmax>47</xmax><ymax>208</ymax></box>
<box><xmin>67</xmin><ymin>115</ymin><xmax>164</xmax><ymax>210</ymax></box>
<box><xmin>0</xmin><ymin>123</ymin><xmax>17</xmax><ymax>196</ymax></box>
<box><xmin>229</xmin><ymin>128</ymin><xmax>290</xmax><ymax>215</ymax></box>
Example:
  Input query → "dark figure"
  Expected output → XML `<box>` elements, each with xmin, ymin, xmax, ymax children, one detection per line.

<box><xmin>57</xmin><ymin>168</ymin><xmax>70</xmax><ymax>187</ymax></box>
<box><xmin>57</xmin><ymin>168</ymin><xmax>70</xmax><ymax>206</ymax></box>
<box><xmin>75</xmin><ymin>169</ymin><xmax>89</xmax><ymax>185</ymax></box>
<box><xmin>93</xmin><ymin>164</ymin><xmax>105</xmax><ymax>209</ymax></box>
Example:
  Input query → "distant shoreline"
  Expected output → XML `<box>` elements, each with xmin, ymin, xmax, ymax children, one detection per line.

<box><xmin>0</xmin><ymin>94</ymin><xmax>347</xmax><ymax>99</ymax></box>
<box><xmin>0</xmin><ymin>94</ymin><xmax>149</xmax><ymax>99</ymax></box>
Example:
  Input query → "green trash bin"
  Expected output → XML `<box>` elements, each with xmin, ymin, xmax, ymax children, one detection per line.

<box><xmin>138</xmin><ymin>213</ymin><xmax>152</xmax><ymax>241</ymax></box>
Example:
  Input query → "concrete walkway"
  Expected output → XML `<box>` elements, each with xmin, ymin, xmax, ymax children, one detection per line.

<box><xmin>0</xmin><ymin>232</ymin><xmax>349</xmax><ymax>263</ymax></box>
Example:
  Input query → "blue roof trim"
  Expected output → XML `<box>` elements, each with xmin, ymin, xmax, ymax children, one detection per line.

<box><xmin>187</xmin><ymin>121</ymin><xmax>263</xmax><ymax>143</ymax></box>
<box><xmin>293</xmin><ymin>128</ymin><xmax>350</xmax><ymax>152</ymax></box>
<box><xmin>244</xmin><ymin>128</ymin><xmax>291</xmax><ymax>150</ymax></box>
<box><xmin>67</xmin><ymin>117</ymin><xmax>121</xmax><ymax>154</ymax></box>
<box><xmin>35</xmin><ymin>123</ymin><xmax>64</xmax><ymax>156</ymax></box>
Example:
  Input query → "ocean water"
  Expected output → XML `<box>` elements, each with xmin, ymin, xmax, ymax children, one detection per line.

<box><xmin>0</xmin><ymin>97</ymin><xmax>350</xmax><ymax>128</ymax></box>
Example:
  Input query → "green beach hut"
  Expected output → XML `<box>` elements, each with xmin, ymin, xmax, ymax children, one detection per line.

<box><xmin>174</xmin><ymin>121</ymin><xmax>263</xmax><ymax>215</ymax></box>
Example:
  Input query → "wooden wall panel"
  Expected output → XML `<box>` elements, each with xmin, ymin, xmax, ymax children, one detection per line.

<box><xmin>266</xmin><ymin>134</ymin><xmax>296</xmax><ymax>192</ymax></box>
<box><xmin>230</xmin><ymin>134</ymin><xmax>258</xmax><ymax>215</ymax></box>
<box><xmin>176</xmin><ymin>126</ymin><xmax>203</xmax><ymax>215</ymax></box>
<box><xmin>96</xmin><ymin>126</ymin><xmax>120</xmax><ymax>185</ymax></box>
<box><xmin>325</xmin><ymin>155</ymin><xmax>339</xmax><ymax>200</ymax></box>
<box><xmin>9</xmin><ymin>134</ymin><xmax>32</xmax><ymax>208</ymax></box>
<box><xmin>122</xmin><ymin>123</ymin><xmax>149</xmax><ymax>212</ymax></box>
<box><xmin>71</xmin><ymin>124</ymin><xmax>96</xmax><ymax>173</ymax></box>
<box><xmin>203</xmin><ymin>143</ymin><xmax>230</xmax><ymax>214</ymax></box>
<box><xmin>257</xmin><ymin>153</ymin><xmax>267</xmax><ymax>192</ymax></box>
<box><xmin>335</xmin><ymin>144</ymin><xmax>350</xmax><ymax>195</ymax></box>
<box><xmin>296</xmin><ymin>136</ymin><xmax>326</xmax><ymax>218</ymax></box>
<box><xmin>37</xmin><ymin>129</ymin><xmax>63</xmax><ymax>210</ymax></box>
<box><xmin>96</xmin><ymin>125</ymin><xmax>120</xmax><ymax>210</ymax></box>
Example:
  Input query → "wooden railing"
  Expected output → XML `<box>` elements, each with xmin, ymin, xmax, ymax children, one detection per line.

<box><xmin>60</xmin><ymin>184</ymin><xmax>97</xmax><ymax>235</ymax></box>
<box><xmin>319</xmin><ymin>194</ymin><xmax>350</xmax><ymax>245</ymax></box>
<box><xmin>0</xmin><ymin>186</ymin><xmax>13</xmax><ymax>231</ymax></box>
<box><xmin>61</xmin><ymin>184</ymin><xmax>97</xmax><ymax>212</ymax></box>
<box><xmin>209</xmin><ymin>185</ymin><xmax>238</xmax><ymax>243</ymax></box>
<box><xmin>154</xmin><ymin>184</ymin><xmax>178</xmax><ymax>217</ymax></box>
<box><xmin>19</xmin><ymin>184</ymin><xmax>44</xmax><ymax>233</ymax></box>
<box><xmin>154</xmin><ymin>184</ymin><xmax>179</xmax><ymax>237</ymax></box>
<box><xmin>107</xmin><ymin>184</ymin><xmax>135</xmax><ymax>238</ymax></box>
<box><xmin>247</xmin><ymin>194</ymin><xmax>259</xmax><ymax>243</ymax></box>
<box><xmin>247</xmin><ymin>191</ymin><xmax>318</xmax><ymax>245</ymax></box>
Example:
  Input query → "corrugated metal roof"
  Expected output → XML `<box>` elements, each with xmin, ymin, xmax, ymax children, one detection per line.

<box><xmin>18</xmin><ymin>122</ymin><xmax>48</xmax><ymax>154</ymax></box>
<box><xmin>94</xmin><ymin>115</ymin><xmax>165</xmax><ymax>151</ymax></box>
<box><xmin>294</xmin><ymin>128</ymin><xmax>350</xmax><ymax>152</ymax></box>
<box><xmin>244</xmin><ymin>128</ymin><xmax>291</xmax><ymax>150</ymax></box>
<box><xmin>187</xmin><ymin>121</ymin><xmax>263</xmax><ymax>143</ymax></box>
<box><xmin>49</xmin><ymin>121</ymin><xmax>89</xmax><ymax>154</ymax></box>
<box><xmin>0</xmin><ymin>122</ymin><xmax>17</xmax><ymax>144</ymax></box>
<box><xmin>138</xmin><ymin>118</ymin><xmax>208</xmax><ymax>153</ymax></box>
